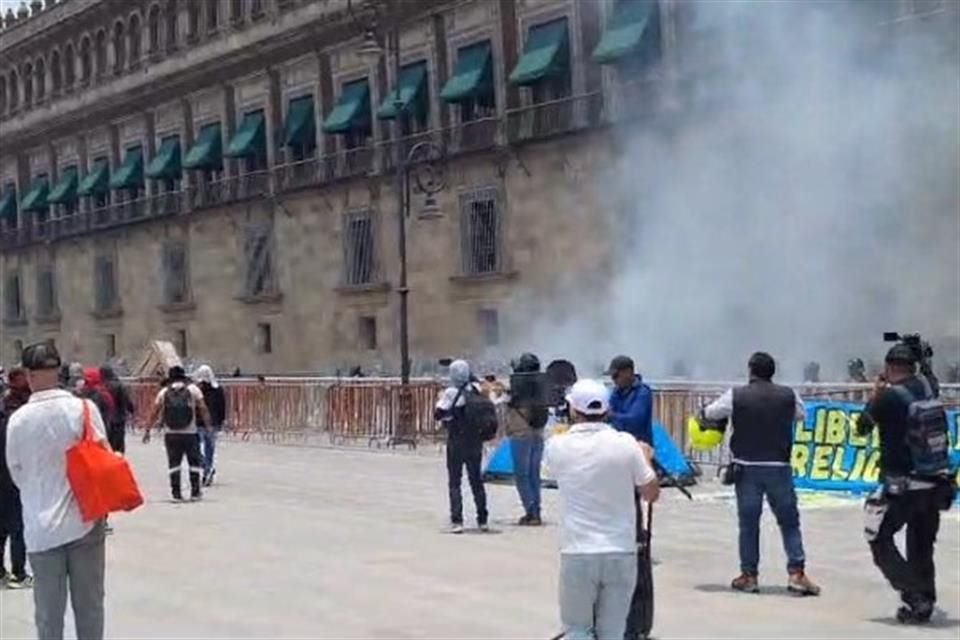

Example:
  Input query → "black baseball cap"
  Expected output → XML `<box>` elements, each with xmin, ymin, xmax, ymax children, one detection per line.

<box><xmin>607</xmin><ymin>355</ymin><xmax>635</xmax><ymax>375</ymax></box>
<box><xmin>21</xmin><ymin>341</ymin><xmax>63</xmax><ymax>371</ymax></box>
<box><xmin>885</xmin><ymin>344</ymin><xmax>916</xmax><ymax>366</ymax></box>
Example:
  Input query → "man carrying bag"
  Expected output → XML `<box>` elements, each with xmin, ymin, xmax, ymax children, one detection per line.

<box><xmin>5</xmin><ymin>342</ymin><xmax>141</xmax><ymax>640</ymax></box>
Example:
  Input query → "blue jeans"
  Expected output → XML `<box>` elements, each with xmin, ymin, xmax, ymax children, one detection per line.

<box><xmin>510</xmin><ymin>436</ymin><xmax>543</xmax><ymax>517</ymax></box>
<box><xmin>559</xmin><ymin>552</ymin><xmax>637</xmax><ymax>640</ymax></box>
<box><xmin>198</xmin><ymin>428</ymin><xmax>217</xmax><ymax>476</ymax></box>
<box><xmin>735</xmin><ymin>465</ymin><xmax>806</xmax><ymax>575</ymax></box>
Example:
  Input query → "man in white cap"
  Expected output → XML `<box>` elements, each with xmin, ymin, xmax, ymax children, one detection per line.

<box><xmin>544</xmin><ymin>379</ymin><xmax>660</xmax><ymax>640</ymax></box>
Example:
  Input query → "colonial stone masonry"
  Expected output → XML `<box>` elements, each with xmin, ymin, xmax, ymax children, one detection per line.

<box><xmin>0</xmin><ymin>0</ymin><xmax>954</xmax><ymax>374</ymax></box>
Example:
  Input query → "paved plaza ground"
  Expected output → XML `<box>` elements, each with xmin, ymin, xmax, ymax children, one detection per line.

<box><xmin>1</xmin><ymin>438</ymin><xmax>959</xmax><ymax>639</ymax></box>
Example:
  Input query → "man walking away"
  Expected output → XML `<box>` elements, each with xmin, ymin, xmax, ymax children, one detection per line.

<box><xmin>703</xmin><ymin>352</ymin><xmax>820</xmax><ymax>596</ymax></box>
<box><xmin>81</xmin><ymin>368</ymin><xmax>115</xmax><ymax>432</ymax></box>
<box><xmin>194</xmin><ymin>365</ymin><xmax>226</xmax><ymax>487</ymax></box>
<box><xmin>0</xmin><ymin>367</ymin><xmax>33</xmax><ymax>589</ymax></box>
<box><xmin>545</xmin><ymin>379</ymin><xmax>660</xmax><ymax>640</ymax></box>
<box><xmin>435</xmin><ymin>359</ymin><xmax>488</xmax><ymax>533</ymax></box>
<box><xmin>100</xmin><ymin>365</ymin><xmax>134</xmax><ymax>456</ymax></box>
<box><xmin>607</xmin><ymin>356</ymin><xmax>654</xmax><ymax>445</ymax></box>
<box><xmin>144</xmin><ymin>366</ymin><xmax>210</xmax><ymax>502</ymax></box>
<box><xmin>858</xmin><ymin>344</ymin><xmax>956</xmax><ymax>624</ymax></box>
<box><xmin>5</xmin><ymin>342</ymin><xmax>108</xmax><ymax>640</ymax></box>
<box><xmin>506</xmin><ymin>353</ymin><xmax>549</xmax><ymax>525</ymax></box>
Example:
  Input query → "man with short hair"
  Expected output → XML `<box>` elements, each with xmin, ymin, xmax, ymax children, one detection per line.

<box><xmin>545</xmin><ymin>379</ymin><xmax>660</xmax><ymax>640</ymax></box>
<box><xmin>607</xmin><ymin>356</ymin><xmax>654</xmax><ymax>445</ymax></box>
<box><xmin>143</xmin><ymin>366</ymin><xmax>210</xmax><ymax>502</ymax></box>
<box><xmin>5</xmin><ymin>342</ymin><xmax>108</xmax><ymax>640</ymax></box>
<box><xmin>704</xmin><ymin>351</ymin><xmax>820</xmax><ymax>596</ymax></box>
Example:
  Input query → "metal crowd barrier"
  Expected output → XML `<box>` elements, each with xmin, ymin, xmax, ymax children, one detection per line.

<box><xmin>124</xmin><ymin>378</ymin><xmax>960</xmax><ymax>449</ymax></box>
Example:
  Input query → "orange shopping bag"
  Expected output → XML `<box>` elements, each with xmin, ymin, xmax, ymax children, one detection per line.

<box><xmin>66</xmin><ymin>400</ymin><xmax>144</xmax><ymax>522</ymax></box>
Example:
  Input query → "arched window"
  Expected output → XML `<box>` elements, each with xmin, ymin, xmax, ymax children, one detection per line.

<box><xmin>9</xmin><ymin>71</ymin><xmax>19</xmax><ymax>109</ymax></box>
<box><xmin>148</xmin><ymin>5</ymin><xmax>161</xmax><ymax>53</ymax></box>
<box><xmin>95</xmin><ymin>30</ymin><xmax>107</xmax><ymax>77</ymax></box>
<box><xmin>113</xmin><ymin>21</ymin><xmax>126</xmax><ymax>73</ymax></box>
<box><xmin>129</xmin><ymin>14</ymin><xmax>142</xmax><ymax>64</ymax></box>
<box><xmin>80</xmin><ymin>37</ymin><xmax>93</xmax><ymax>83</ymax></box>
<box><xmin>23</xmin><ymin>63</ymin><xmax>33</xmax><ymax>106</ymax></box>
<box><xmin>166</xmin><ymin>0</ymin><xmax>179</xmax><ymax>48</ymax></box>
<box><xmin>64</xmin><ymin>44</ymin><xmax>75</xmax><ymax>88</ymax></box>
<box><xmin>51</xmin><ymin>50</ymin><xmax>62</xmax><ymax>93</ymax></box>
<box><xmin>34</xmin><ymin>59</ymin><xmax>45</xmax><ymax>101</ymax></box>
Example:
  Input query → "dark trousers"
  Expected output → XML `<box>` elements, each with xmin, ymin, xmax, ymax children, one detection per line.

<box><xmin>869</xmin><ymin>488</ymin><xmax>941</xmax><ymax>607</ymax></box>
<box><xmin>446</xmin><ymin>441</ymin><xmax>488</xmax><ymax>526</ymax></box>
<box><xmin>735</xmin><ymin>465</ymin><xmax>806</xmax><ymax>575</ymax></box>
<box><xmin>0</xmin><ymin>524</ymin><xmax>27</xmax><ymax>580</ymax></box>
<box><xmin>165</xmin><ymin>433</ymin><xmax>203</xmax><ymax>499</ymax></box>
<box><xmin>107</xmin><ymin>423</ymin><xmax>126</xmax><ymax>455</ymax></box>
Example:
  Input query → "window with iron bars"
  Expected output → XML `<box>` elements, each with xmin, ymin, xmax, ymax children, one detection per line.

<box><xmin>243</xmin><ymin>225</ymin><xmax>277</xmax><ymax>298</ymax></box>
<box><xmin>94</xmin><ymin>254</ymin><xmax>120</xmax><ymax>313</ymax></box>
<box><xmin>459</xmin><ymin>187</ymin><xmax>502</xmax><ymax>275</ymax></box>
<box><xmin>35</xmin><ymin>267</ymin><xmax>58</xmax><ymax>319</ymax></box>
<box><xmin>162</xmin><ymin>241</ymin><xmax>191</xmax><ymax>305</ymax></box>
<box><xmin>342</xmin><ymin>210</ymin><xmax>377</xmax><ymax>286</ymax></box>
<box><xmin>4</xmin><ymin>272</ymin><xmax>24</xmax><ymax>323</ymax></box>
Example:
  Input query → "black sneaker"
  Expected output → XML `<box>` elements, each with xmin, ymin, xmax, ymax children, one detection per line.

<box><xmin>897</xmin><ymin>603</ymin><xmax>933</xmax><ymax>624</ymax></box>
<box><xmin>172</xmin><ymin>492</ymin><xmax>183</xmax><ymax>502</ymax></box>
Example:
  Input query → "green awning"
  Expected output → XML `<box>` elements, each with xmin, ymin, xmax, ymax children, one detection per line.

<box><xmin>377</xmin><ymin>61</ymin><xmax>428</xmax><ymax>120</ymax></box>
<box><xmin>20</xmin><ymin>177</ymin><xmax>49</xmax><ymax>213</ymax></box>
<box><xmin>593</xmin><ymin>0</ymin><xmax>653</xmax><ymax>64</ymax></box>
<box><xmin>284</xmin><ymin>95</ymin><xmax>316</xmax><ymax>147</ymax></box>
<box><xmin>47</xmin><ymin>167</ymin><xmax>79</xmax><ymax>204</ymax></box>
<box><xmin>109</xmin><ymin>147</ymin><xmax>144</xmax><ymax>190</ymax></box>
<box><xmin>225</xmin><ymin>111</ymin><xmax>266</xmax><ymax>158</ymax></box>
<box><xmin>509</xmin><ymin>18</ymin><xmax>570</xmax><ymax>86</ymax></box>
<box><xmin>183</xmin><ymin>123</ymin><xmax>223</xmax><ymax>170</ymax></box>
<box><xmin>322</xmin><ymin>80</ymin><xmax>370</xmax><ymax>134</ymax></box>
<box><xmin>146</xmin><ymin>137</ymin><xmax>182</xmax><ymax>179</ymax></box>
<box><xmin>441</xmin><ymin>41</ymin><xmax>493</xmax><ymax>103</ymax></box>
<box><xmin>78</xmin><ymin>159</ymin><xmax>111</xmax><ymax>196</ymax></box>
<box><xmin>0</xmin><ymin>188</ymin><xmax>17</xmax><ymax>221</ymax></box>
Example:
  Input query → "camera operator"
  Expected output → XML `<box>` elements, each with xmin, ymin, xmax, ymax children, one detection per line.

<box><xmin>857</xmin><ymin>343</ymin><xmax>955</xmax><ymax>624</ymax></box>
<box><xmin>505</xmin><ymin>353</ymin><xmax>549</xmax><ymax>526</ymax></box>
<box><xmin>702</xmin><ymin>352</ymin><xmax>820</xmax><ymax>596</ymax></box>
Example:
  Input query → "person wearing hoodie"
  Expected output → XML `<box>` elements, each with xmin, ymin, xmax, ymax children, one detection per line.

<box><xmin>607</xmin><ymin>356</ymin><xmax>654</xmax><ymax>445</ymax></box>
<box><xmin>435</xmin><ymin>359</ymin><xmax>489</xmax><ymax>534</ymax></box>
<box><xmin>1</xmin><ymin>368</ymin><xmax>33</xmax><ymax>589</ymax></box>
<box><xmin>194</xmin><ymin>365</ymin><xmax>226</xmax><ymax>487</ymax></box>
<box><xmin>99</xmin><ymin>366</ymin><xmax>134</xmax><ymax>456</ymax></box>
<box><xmin>81</xmin><ymin>368</ymin><xmax>115</xmax><ymax>429</ymax></box>
<box><xmin>506</xmin><ymin>353</ymin><xmax>549</xmax><ymax>526</ymax></box>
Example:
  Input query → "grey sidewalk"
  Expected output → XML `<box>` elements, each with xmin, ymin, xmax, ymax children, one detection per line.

<box><xmin>1</xmin><ymin>439</ymin><xmax>957</xmax><ymax>639</ymax></box>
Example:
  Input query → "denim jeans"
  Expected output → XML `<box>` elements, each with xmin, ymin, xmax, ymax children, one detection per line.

<box><xmin>735</xmin><ymin>465</ymin><xmax>806</xmax><ymax>575</ymax></box>
<box><xmin>198</xmin><ymin>428</ymin><xmax>217</xmax><ymax>476</ymax></box>
<box><xmin>510</xmin><ymin>435</ymin><xmax>544</xmax><ymax>517</ymax></box>
<box><xmin>559</xmin><ymin>552</ymin><xmax>637</xmax><ymax>640</ymax></box>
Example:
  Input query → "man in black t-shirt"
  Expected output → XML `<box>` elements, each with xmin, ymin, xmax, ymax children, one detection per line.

<box><xmin>859</xmin><ymin>344</ymin><xmax>953</xmax><ymax>624</ymax></box>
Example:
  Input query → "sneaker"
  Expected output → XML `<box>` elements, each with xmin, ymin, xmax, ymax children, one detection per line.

<box><xmin>527</xmin><ymin>515</ymin><xmax>543</xmax><ymax>526</ymax></box>
<box><xmin>171</xmin><ymin>493</ymin><xmax>183</xmax><ymax>502</ymax></box>
<box><xmin>787</xmin><ymin>571</ymin><xmax>821</xmax><ymax>596</ymax></box>
<box><xmin>449</xmin><ymin>523</ymin><xmax>464</xmax><ymax>534</ymax></box>
<box><xmin>478</xmin><ymin>523</ymin><xmax>490</xmax><ymax>533</ymax></box>
<box><xmin>189</xmin><ymin>493</ymin><xmax>203</xmax><ymax>502</ymax></box>
<box><xmin>6</xmin><ymin>575</ymin><xmax>33</xmax><ymax>590</ymax></box>
<box><xmin>517</xmin><ymin>514</ymin><xmax>532</xmax><ymax>526</ymax></box>
<box><xmin>731</xmin><ymin>573</ymin><xmax>760</xmax><ymax>594</ymax></box>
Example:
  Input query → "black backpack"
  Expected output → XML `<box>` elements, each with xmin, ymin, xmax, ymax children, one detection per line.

<box><xmin>892</xmin><ymin>381</ymin><xmax>951</xmax><ymax>478</ymax></box>
<box><xmin>163</xmin><ymin>385</ymin><xmax>195</xmax><ymax>431</ymax></box>
<box><xmin>457</xmin><ymin>384</ymin><xmax>499</xmax><ymax>441</ymax></box>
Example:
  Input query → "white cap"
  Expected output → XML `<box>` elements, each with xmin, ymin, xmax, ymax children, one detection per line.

<box><xmin>566</xmin><ymin>379</ymin><xmax>610</xmax><ymax>416</ymax></box>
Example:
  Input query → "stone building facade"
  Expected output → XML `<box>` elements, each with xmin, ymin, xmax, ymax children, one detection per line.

<box><xmin>0</xmin><ymin>0</ymin><xmax>955</xmax><ymax>374</ymax></box>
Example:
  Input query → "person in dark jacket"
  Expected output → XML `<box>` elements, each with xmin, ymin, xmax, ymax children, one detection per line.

<box><xmin>194</xmin><ymin>365</ymin><xmax>226</xmax><ymax>487</ymax></box>
<box><xmin>704</xmin><ymin>352</ymin><xmax>820</xmax><ymax>596</ymax></box>
<box><xmin>607</xmin><ymin>355</ymin><xmax>654</xmax><ymax>445</ymax></box>
<box><xmin>0</xmin><ymin>367</ymin><xmax>33</xmax><ymax>588</ymax></box>
<box><xmin>81</xmin><ymin>368</ymin><xmax>115</xmax><ymax>428</ymax></box>
<box><xmin>100</xmin><ymin>365</ymin><xmax>134</xmax><ymax>455</ymax></box>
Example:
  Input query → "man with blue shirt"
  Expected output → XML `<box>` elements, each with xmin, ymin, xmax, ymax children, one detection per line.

<box><xmin>608</xmin><ymin>356</ymin><xmax>653</xmax><ymax>445</ymax></box>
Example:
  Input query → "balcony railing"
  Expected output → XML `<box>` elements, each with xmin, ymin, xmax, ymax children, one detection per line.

<box><xmin>378</xmin><ymin>131</ymin><xmax>441</xmax><ymax>174</ymax></box>
<box><xmin>448</xmin><ymin>116</ymin><xmax>499</xmax><ymax>154</ymax></box>
<box><xmin>605</xmin><ymin>73</ymin><xmax>664</xmax><ymax>124</ymax></box>
<box><xmin>337</xmin><ymin>145</ymin><xmax>374</xmax><ymax>180</ymax></box>
<box><xmin>505</xmin><ymin>92</ymin><xmax>605</xmax><ymax>144</ymax></box>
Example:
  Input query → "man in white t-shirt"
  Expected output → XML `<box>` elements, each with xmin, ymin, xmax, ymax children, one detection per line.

<box><xmin>544</xmin><ymin>379</ymin><xmax>660</xmax><ymax>640</ymax></box>
<box><xmin>143</xmin><ymin>366</ymin><xmax>209</xmax><ymax>501</ymax></box>
<box><xmin>5</xmin><ymin>342</ymin><xmax>108</xmax><ymax>640</ymax></box>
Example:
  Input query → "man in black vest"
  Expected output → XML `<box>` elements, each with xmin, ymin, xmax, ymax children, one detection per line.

<box><xmin>703</xmin><ymin>352</ymin><xmax>820</xmax><ymax>596</ymax></box>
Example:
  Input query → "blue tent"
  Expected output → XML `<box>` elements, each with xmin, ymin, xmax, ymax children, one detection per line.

<box><xmin>483</xmin><ymin>421</ymin><xmax>697</xmax><ymax>487</ymax></box>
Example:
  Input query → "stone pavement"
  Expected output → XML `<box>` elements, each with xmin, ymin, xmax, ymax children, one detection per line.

<box><xmin>1</xmin><ymin>439</ymin><xmax>958</xmax><ymax>639</ymax></box>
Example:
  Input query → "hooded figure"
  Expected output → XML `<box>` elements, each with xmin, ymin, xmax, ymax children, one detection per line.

<box><xmin>82</xmin><ymin>367</ymin><xmax>115</xmax><ymax>425</ymax></box>
<box><xmin>506</xmin><ymin>353</ymin><xmax>548</xmax><ymax>525</ymax></box>
<box><xmin>434</xmin><ymin>359</ymin><xmax>488</xmax><ymax>533</ymax></box>
<box><xmin>100</xmin><ymin>364</ymin><xmax>134</xmax><ymax>455</ymax></box>
<box><xmin>194</xmin><ymin>365</ymin><xmax>226</xmax><ymax>486</ymax></box>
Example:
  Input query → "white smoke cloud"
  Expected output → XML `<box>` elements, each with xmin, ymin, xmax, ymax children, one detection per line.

<box><xmin>510</xmin><ymin>2</ymin><xmax>960</xmax><ymax>382</ymax></box>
